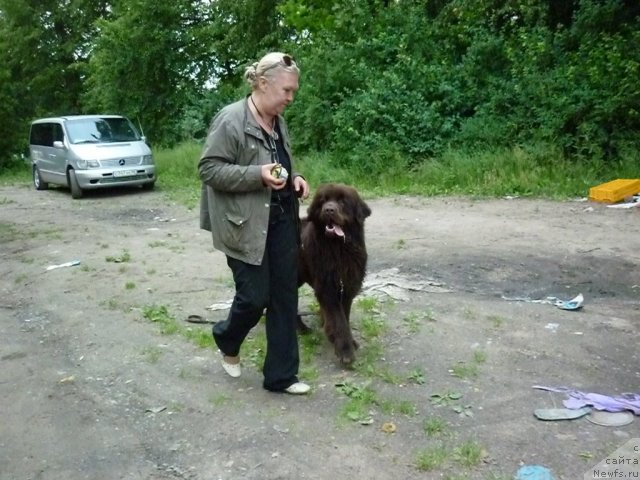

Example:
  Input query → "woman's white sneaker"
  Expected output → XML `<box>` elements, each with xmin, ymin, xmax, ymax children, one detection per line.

<box><xmin>284</xmin><ymin>382</ymin><xmax>310</xmax><ymax>395</ymax></box>
<box><xmin>221</xmin><ymin>357</ymin><xmax>241</xmax><ymax>378</ymax></box>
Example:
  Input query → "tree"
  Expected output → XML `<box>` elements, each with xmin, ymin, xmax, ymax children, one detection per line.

<box><xmin>0</xmin><ymin>0</ymin><xmax>109</xmax><ymax>168</ymax></box>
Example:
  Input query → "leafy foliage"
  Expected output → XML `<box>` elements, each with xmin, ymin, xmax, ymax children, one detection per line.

<box><xmin>1</xmin><ymin>0</ymin><xmax>639</xmax><ymax>175</ymax></box>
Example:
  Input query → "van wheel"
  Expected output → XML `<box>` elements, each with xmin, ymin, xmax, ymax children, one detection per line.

<box><xmin>142</xmin><ymin>181</ymin><xmax>155</xmax><ymax>191</ymax></box>
<box><xmin>68</xmin><ymin>169</ymin><xmax>83</xmax><ymax>199</ymax></box>
<box><xmin>33</xmin><ymin>166</ymin><xmax>48</xmax><ymax>190</ymax></box>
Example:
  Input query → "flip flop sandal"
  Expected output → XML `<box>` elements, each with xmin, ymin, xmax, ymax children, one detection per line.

<box><xmin>586</xmin><ymin>410</ymin><xmax>634</xmax><ymax>427</ymax></box>
<box><xmin>534</xmin><ymin>407</ymin><xmax>592</xmax><ymax>421</ymax></box>
<box><xmin>185</xmin><ymin>314</ymin><xmax>214</xmax><ymax>324</ymax></box>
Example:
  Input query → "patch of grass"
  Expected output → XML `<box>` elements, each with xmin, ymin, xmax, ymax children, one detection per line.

<box><xmin>0</xmin><ymin>196</ymin><xmax>15</xmax><ymax>205</ymax></box>
<box><xmin>141</xmin><ymin>346</ymin><xmax>163</xmax><ymax>363</ymax></box>
<box><xmin>148</xmin><ymin>240</ymin><xmax>167</xmax><ymax>248</ymax></box>
<box><xmin>376</xmin><ymin>367</ymin><xmax>403</xmax><ymax>385</ymax></box>
<box><xmin>356</xmin><ymin>296</ymin><xmax>380</xmax><ymax>314</ymax></box>
<box><xmin>125</xmin><ymin>281</ymin><xmax>136</xmax><ymax>290</ymax></box>
<box><xmin>336</xmin><ymin>381</ymin><xmax>378</xmax><ymax>423</ymax></box>
<box><xmin>379</xmin><ymin>399</ymin><xmax>418</xmax><ymax>416</ymax></box>
<box><xmin>143</xmin><ymin>305</ymin><xmax>180</xmax><ymax>335</ymax></box>
<box><xmin>142</xmin><ymin>304</ymin><xmax>216</xmax><ymax>349</ymax></box>
<box><xmin>449</xmin><ymin>361</ymin><xmax>479</xmax><ymax>379</ymax></box>
<box><xmin>130</xmin><ymin>139</ymin><xmax>639</xmax><ymax>207</ymax></box>
<box><xmin>184</xmin><ymin>327</ymin><xmax>214</xmax><ymax>348</ymax></box>
<box><xmin>454</xmin><ymin>439</ymin><xmax>486</xmax><ymax>468</ymax></box>
<box><xmin>101</xmin><ymin>297</ymin><xmax>120</xmax><ymax>310</ymax></box>
<box><xmin>14</xmin><ymin>273</ymin><xmax>27</xmax><ymax>284</ymax></box>
<box><xmin>106</xmin><ymin>250</ymin><xmax>131</xmax><ymax>263</ymax></box>
<box><xmin>154</xmin><ymin>141</ymin><xmax>202</xmax><ymax>209</ymax></box>
<box><xmin>487</xmin><ymin>314</ymin><xmax>506</xmax><ymax>328</ymax></box>
<box><xmin>394</xmin><ymin>239</ymin><xmax>406</xmax><ymax>249</ymax></box>
<box><xmin>473</xmin><ymin>349</ymin><xmax>487</xmax><ymax>364</ymax></box>
<box><xmin>359</xmin><ymin>315</ymin><xmax>387</xmax><ymax>340</ymax></box>
<box><xmin>578</xmin><ymin>451</ymin><xmax>594</xmax><ymax>461</ymax></box>
<box><xmin>407</xmin><ymin>368</ymin><xmax>426</xmax><ymax>385</ymax></box>
<box><xmin>241</xmin><ymin>329</ymin><xmax>267</xmax><ymax>370</ymax></box>
<box><xmin>299</xmin><ymin>365</ymin><xmax>320</xmax><ymax>382</ymax></box>
<box><xmin>352</xmin><ymin>342</ymin><xmax>384</xmax><ymax>377</ymax></box>
<box><xmin>0</xmin><ymin>162</ymin><xmax>30</xmax><ymax>185</ymax></box>
<box><xmin>415</xmin><ymin>444</ymin><xmax>449</xmax><ymax>471</ymax></box>
<box><xmin>299</xmin><ymin>328</ymin><xmax>323</xmax><ymax>364</ymax></box>
<box><xmin>423</xmin><ymin>416</ymin><xmax>448</xmax><ymax>437</ymax></box>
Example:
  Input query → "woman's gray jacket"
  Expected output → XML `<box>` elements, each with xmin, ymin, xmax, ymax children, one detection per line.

<box><xmin>198</xmin><ymin>97</ymin><xmax>301</xmax><ymax>265</ymax></box>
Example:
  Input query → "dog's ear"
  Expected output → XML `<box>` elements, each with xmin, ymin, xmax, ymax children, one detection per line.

<box><xmin>356</xmin><ymin>199</ymin><xmax>372</xmax><ymax>224</ymax></box>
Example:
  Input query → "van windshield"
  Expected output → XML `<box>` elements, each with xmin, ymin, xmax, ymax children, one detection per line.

<box><xmin>66</xmin><ymin>117</ymin><xmax>141</xmax><ymax>144</ymax></box>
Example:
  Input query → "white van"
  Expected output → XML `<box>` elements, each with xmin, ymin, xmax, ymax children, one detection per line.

<box><xmin>29</xmin><ymin>115</ymin><xmax>157</xmax><ymax>198</ymax></box>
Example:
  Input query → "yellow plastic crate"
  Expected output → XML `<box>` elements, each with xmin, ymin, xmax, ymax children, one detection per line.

<box><xmin>589</xmin><ymin>179</ymin><xmax>640</xmax><ymax>203</ymax></box>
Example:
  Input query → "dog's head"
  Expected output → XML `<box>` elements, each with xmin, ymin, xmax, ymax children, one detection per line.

<box><xmin>306</xmin><ymin>183</ymin><xmax>371</xmax><ymax>239</ymax></box>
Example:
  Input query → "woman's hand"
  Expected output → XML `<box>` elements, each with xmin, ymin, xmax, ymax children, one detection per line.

<box><xmin>261</xmin><ymin>163</ymin><xmax>287</xmax><ymax>190</ymax></box>
<box><xmin>293</xmin><ymin>175</ymin><xmax>309</xmax><ymax>200</ymax></box>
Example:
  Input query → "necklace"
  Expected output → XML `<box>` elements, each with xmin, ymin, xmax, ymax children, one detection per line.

<box><xmin>250</xmin><ymin>95</ymin><xmax>278</xmax><ymax>140</ymax></box>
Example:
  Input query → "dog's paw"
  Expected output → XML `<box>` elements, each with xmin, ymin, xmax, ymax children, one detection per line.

<box><xmin>335</xmin><ymin>338</ymin><xmax>356</xmax><ymax>366</ymax></box>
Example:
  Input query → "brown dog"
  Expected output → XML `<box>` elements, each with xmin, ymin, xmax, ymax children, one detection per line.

<box><xmin>298</xmin><ymin>183</ymin><xmax>372</xmax><ymax>365</ymax></box>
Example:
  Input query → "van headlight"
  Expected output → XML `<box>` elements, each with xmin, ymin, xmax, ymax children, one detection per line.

<box><xmin>142</xmin><ymin>155</ymin><xmax>154</xmax><ymax>165</ymax></box>
<box><xmin>76</xmin><ymin>159</ymin><xmax>101</xmax><ymax>169</ymax></box>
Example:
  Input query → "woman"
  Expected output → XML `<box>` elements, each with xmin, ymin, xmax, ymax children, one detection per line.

<box><xmin>198</xmin><ymin>52</ymin><xmax>310</xmax><ymax>395</ymax></box>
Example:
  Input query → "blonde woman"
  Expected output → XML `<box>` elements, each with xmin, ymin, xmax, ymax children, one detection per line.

<box><xmin>199</xmin><ymin>52</ymin><xmax>310</xmax><ymax>395</ymax></box>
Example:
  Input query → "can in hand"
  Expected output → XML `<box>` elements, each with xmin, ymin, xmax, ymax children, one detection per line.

<box><xmin>270</xmin><ymin>164</ymin><xmax>289</xmax><ymax>180</ymax></box>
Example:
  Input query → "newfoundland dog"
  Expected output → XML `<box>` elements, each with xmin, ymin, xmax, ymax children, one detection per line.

<box><xmin>298</xmin><ymin>183</ymin><xmax>372</xmax><ymax>365</ymax></box>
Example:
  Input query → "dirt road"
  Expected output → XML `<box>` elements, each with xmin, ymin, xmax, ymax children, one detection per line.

<box><xmin>1</xmin><ymin>184</ymin><xmax>638</xmax><ymax>480</ymax></box>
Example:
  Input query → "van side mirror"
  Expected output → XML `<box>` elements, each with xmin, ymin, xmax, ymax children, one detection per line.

<box><xmin>53</xmin><ymin>140</ymin><xmax>65</xmax><ymax>149</ymax></box>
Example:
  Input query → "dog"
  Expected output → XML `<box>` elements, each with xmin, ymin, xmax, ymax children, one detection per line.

<box><xmin>298</xmin><ymin>183</ymin><xmax>372</xmax><ymax>365</ymax></box>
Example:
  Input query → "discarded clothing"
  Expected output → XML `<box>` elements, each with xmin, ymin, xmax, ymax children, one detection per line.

<box><xmin>533</xmin><ymin>386</ymin><xmax>640</xmax><ymax>415</ymax></box>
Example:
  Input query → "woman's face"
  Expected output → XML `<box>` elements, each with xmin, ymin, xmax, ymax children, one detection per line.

<box><xmin>261</xmin><ymin>70</ymin><xmax>299</xmax><ymax>116</ymax></box>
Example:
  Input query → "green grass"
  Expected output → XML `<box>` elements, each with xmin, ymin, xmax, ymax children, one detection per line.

<box><xmin>4</xmin><ymin>140</ymin><xmax>636</xmax><ymax>205</ymax></box>
<box><xmin>142</xmin><ymin>304</ymin><xmax>214</xmax><ymax>348</ymax></box>
<box><xmin>153</xmin><ymin>141</ymin><xmax>202</xmax><ymax>209</ymax></box>
<box><xmin>414</xmin><ymin>439</ymin><xmax>487</xmax><ymax>473</ymax></box>
<box><xmin>423</xmin><ymin>416</ymin><xmax>448</xmax><ymax>437</ymax></box>
<box><xmin>450</xmin><ymin>361</ymin><xmax>479</xmax><ymax>380</ymax></box>
<box><xmin>0</xmin><ymin>161</ymin><xmax>30</xmax><ymax>185</ymax></box>
<box><xmin>106</xmin><ymin>250</ymin><xmax>131</xmax><ymax>263</ymax></box>
<box><xmin>415</xmin><ymin>444</ymin><xmax>449</xmax><ymax>471</ymax></box>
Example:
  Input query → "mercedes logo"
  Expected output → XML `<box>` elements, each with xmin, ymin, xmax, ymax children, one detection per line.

<box><xmin>119</xmin><ymin>159</ymin><xmax>125</xmax><ymax>166</ymax></box>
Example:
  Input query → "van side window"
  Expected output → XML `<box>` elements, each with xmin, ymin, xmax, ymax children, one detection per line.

<box><xmin>30</xmin><ymin>122</ymin><xmax>63</xmax><ymax>147</ymax></box>
<box><xmin>30</xmin><ymin>123</ymin><xmax>53</xmax><ymax>147</ymax></box>
<box><xmin>53</xmin><ymin>123</ymin><xmax>64</xmax><ymax>143</ymax></box>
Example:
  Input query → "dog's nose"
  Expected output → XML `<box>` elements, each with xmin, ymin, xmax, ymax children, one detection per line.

<box><xmin>323</xmin><ymin>201</ymin><xmax>337</xmax><ymax>215</ymax></box>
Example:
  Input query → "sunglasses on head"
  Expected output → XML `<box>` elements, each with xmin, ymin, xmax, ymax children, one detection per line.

<box><xmin>262</xmin><ymin>54</ymin><xmax>295</xmax><ymax>74</ymax></box>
